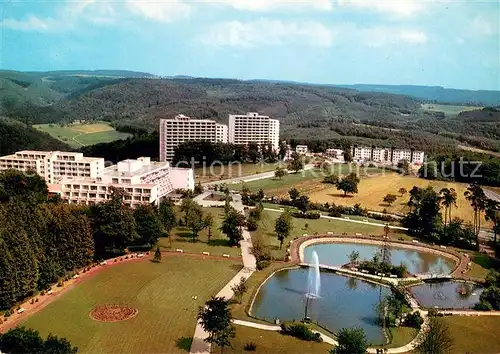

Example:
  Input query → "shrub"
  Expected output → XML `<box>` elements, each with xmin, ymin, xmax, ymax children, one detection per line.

<box><xmin>280</xmin><ymin>322</ymin><xmax>323</xmax><ymax>342</ymax></box>
<box><xmin>4</xmin><ymin>309</ymin><xmax>12</xmax><ymax>317</ymax></box>
<box><xmin>114</xmin><ymin>259</ymin><xmax>118</xmax><ymax>263</ymax></box>
<box><xmin>57</xmin><ymin>281</ymin><xmax>64</xmax><ymax>287</ymax></box>
<box><xmin>405</xmin><ymin>311</ymin><xmax>424</xmax><ymax>329</ymax></box>
<box><xmin>243</xmin><ymin>342</ymin><xmax>257</xmax><ymax>351</ymax></box>
<box><xmin>246</xmin><ymin>217</ymin><xmax>258</xmax><ymax>231</ymax></box>
<box><xmin>0</xmin><ymin>318</ymin><xmax>3</xmax><ymax>324</ymax></box>
<box><xmin>35</xmin><ymin>298</ymin><xmax>39</xmax><ymax>303</ymax></box>
<box><xmin>31</xmin><ymin>299</ymin><xmax>35</xmax><ymax>304</ymax></box>
<box><xmin>474</xmin><ymin>300</ymin><xmax>493</xmax><ymax>311</ymax></box>
<box><xmin>256</xmin><ymin>260</ymin><xmax>271</xmax><ymax>270</ymax></box>
<box><xmin>40</xmin><ymin>290</ymin><xmax>46</xmax><ymax>296</ymax></box>
<box><xmin>292</xmin><ymin>211</ymin><xmax>320</xmax><ymax>219</ymax></box>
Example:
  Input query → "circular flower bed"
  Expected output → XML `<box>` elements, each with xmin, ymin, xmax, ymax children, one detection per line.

<box><xmin>89</xmin><ymin>304</ymin><xmax>138</xmax><ymax>322</ymax></box>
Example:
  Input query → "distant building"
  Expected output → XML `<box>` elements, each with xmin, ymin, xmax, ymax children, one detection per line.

<box><xmin>159</xmin><ymin>114</ymin><xmax>228</xmax><ymax>162</ymax></box>
<box><xmin>228</xmin><ymin>112</ymin><xmax>280</xmax><ymax>150</ymax></box>
<box><xmin>295</xmin><ymin>145</ymin><xmax>308</xmax><ymax>155</ymax></box>
<box><xmin>351</xmin><ymin>146</ymin><xmax>425</xmax><ymax>165</ymax></box>
<box><xmin>60</xmin><ymin>157</ymin><xmax>194</xmax><ymax>207</ymax></box>
<box><xmin>0</xmin><ymin>150</ymin><xmax>104</xmax><ymax>184</ymax></box>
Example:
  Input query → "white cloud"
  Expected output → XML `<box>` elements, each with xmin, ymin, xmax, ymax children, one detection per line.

<box><xmin>337</xmin><ymin>0</ymin><xmax>427</xmax><ymax>17</ymax></box>
<box><xmin>211</xmin><ymin>0</ymin><xmax>333</xmax><ymax>12</ymax></box>
<box><xmin>1</xmin><ymin>15</ymin><xmax>63</xmax><ymax>32</ymax></box>
<box><xmin>362</xmin><ymin>27</ymin><xmax>428</xmax><ymax>47</ymax></box>
<box><xmin>468</xmin><ymin>15</ymin><xmax>497</xmax><ymax>37</ymax></box>
<box><xmin>200</xmin><ymin>20</ymin><xmax>334</xmax><ymax>47</ymax></box>
<box><xmin>125</xmin><ymin>0</ymin><xmax>191</xmax><ymax>22</ymax></box>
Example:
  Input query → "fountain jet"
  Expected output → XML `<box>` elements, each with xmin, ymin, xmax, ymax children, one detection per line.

<box><xmin>304</xmin><ymin>250</ymin><xmax>321</xmax><ymax>322</ymax></box>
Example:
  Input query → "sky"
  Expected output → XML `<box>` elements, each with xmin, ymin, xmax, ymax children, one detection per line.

<box><xmin>0</xmin><ymin>0</ymin><xmax>499</xmax><ymax>91</ymax></box>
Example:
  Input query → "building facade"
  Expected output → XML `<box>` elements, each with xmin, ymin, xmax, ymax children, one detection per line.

<box><xmin>60</xmin><ymin>157</ymin><xmax>194</xmax><ymax>207</ymax></box>
<box><xmin>295</xmin><ymin>145</ymin><xmax>308</xmax><ymax>155</ymax></box>
<box><xmin>228</xmin><ymin>112</ymin><xmax>280</xmax><ymax>150</ymax></box>
<box><xmin>351</xmin><ymin>146</ymin><xmax>425</xmax><ymax>165</ymax></box>
<box><xmin>0</xmin><ymin>150</ymin><xmax>104</xmax><ymax>184</ymax></box>
<box><xmin>159</xmin><ymin>114</ymin><xmax>228</xmax><ymax>162</ymax></box>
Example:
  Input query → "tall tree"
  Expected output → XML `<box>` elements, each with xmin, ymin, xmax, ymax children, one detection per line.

<box><xmin>90</xmin><ymin>188</ymin><xmax>138</xmax><ymax>258</ymax></box>
<box><xmin>0</xmin><ymin>169</ymin><xmax>48</xmax><ymax>204</ymax></box>
<box><xmin>0</xmin><ymin>327</ymin><xmax>77</xmax><ymax>354</ymax></box>
<box><xmin>133</xmin><ymin>204</ymin><xmax>162</xmax><ymax>246</ymax></box>
<box><xmin>204</xmin><ymin>213</ymin><xmax>214</xmax><ymax>242</ymax></box>
<box><xmin>296</xmin><ymin>195</ymin><xmax>310</xmax><ymax>214</ymax></box>
<box><xmin>416</xmin><ymin>317</ymin><xmax>453</xmax><ymax>354</ymax></box>
<box><xmin>440</xmin><ymin>188</ymin><xmax>457</xmax><ymax>228</ymax></box>
<box><xmin>404</xmin><ymin>186</ymin><xmax>442</xmax><ymax>242</ymax></box>
<box><xmin>159</xmin><ymin>200</ymin><xmax>177</xmax><ymax>247</ymax></box>
<box><xmin>464</xmin><ymin>184</ymin><xmax>486</xmax><ymax>245</ymax></box>
<box><xmin>275</xmin><ymin>212</ymin><xmax>292</xmax><ymax>249</ymax></box>
<box><xmin>288</xmin><ymin>188</ymin><xmax>300</xmax><ymax>203</ymax></box>
<box><xmin>287</xmin><ymin>152</ymin><xmax>304</xmax><ymax>173</ymax></box>
<box><xmin>330</xmin><ymin>328</ymin><xmax>368</xmax><ymax>354</ymax></box>
<box><xmin>185</xmin><ymin>202</ymin><xmax>206</xmax><ymax>243</ymax></box>
<box><xmin>220</xmin><ymin>208</ymin><xmax>244</xmax><ymax>246</ymax></box>
<box><xmin>198</xmin><ymin>297</ymin><xmax>235</xmax><ymax>354</ymax></box>
<box><xmin>485</xmin><ymin>198</ymin><xmax>500</xmax><ymax>244</ymax></box>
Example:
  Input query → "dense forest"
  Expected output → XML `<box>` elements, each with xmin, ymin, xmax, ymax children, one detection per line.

<box><xmin>0</xmin><ymin>170</ymin><xmax>173</xmax><ymax>310</ymax></box>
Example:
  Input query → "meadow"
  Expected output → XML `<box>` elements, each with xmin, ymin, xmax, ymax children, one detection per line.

<box><xmin>443</xmin><ymin>316</ymin><xmax>500</xmax><ymax>354</ymax></box>
<box><xmin>21</xmin><ymin>256</ymin><xmax>241</xmax><ymax>353</ymax></box>
<box><xmin>33</xmin><ymin>122</ymin><xmax>131</xmax><ymax>148</ymax></box>
<box><xmin>195</xmin><ymin>162</ymin><xmax>283</xmax><ymax>183</ymax></box>
<box><xmin>420</xmin><ymin>103</ymin><xmax>480</xmax><ymax>116</ymax></box>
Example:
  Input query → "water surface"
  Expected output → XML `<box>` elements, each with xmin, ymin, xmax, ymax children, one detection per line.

<box><xmin>252</xmin><ymin>268</ymin><xmax>390</xmax><ymax>345</ymax></box>
<box><xmin>304</xmin><ymin>243</ymin><xmax>455</xmax><ymax>275</ymax></box>
<box><xmin>410</xmin><ymin>281</ymin><xmax>483</xmax><ymax>309</ymax></box>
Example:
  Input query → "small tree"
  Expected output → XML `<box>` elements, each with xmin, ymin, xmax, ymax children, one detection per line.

<box><xmin>230</xmin><ymin>277</ymin><xmax>247</xmax><ymax>304</ymax></box>
<box><xmin>153</xmin><ymin>246</ymin><xmax>162</xmax><ymax>263</ymax></box>
<box><xmin>348</xmin><ymin>250</ymin><xmax>360</xmax><ymax>265</ymax></box>
<box><xmin>288</xmin><ymin>152</ymin><xmax>304</xmax><ymax>173</ymax></box>
<box><xmin>398</xmin><ymin>187</ymin><xmax>407</xmax><ymax>196</ymax></box>
<box><xmin>246</xmin><ymin>217</ymin><xmax>258</xmax><ymax>231</ymax></box>
<box><xmin>416</xmin><ymin>317</ymin><xmax>453</xmax><ymax>354</ymax></box>
<box><xmin>204</xmin><ymin>213</ymin><xmax>214</xmax><ymax>242</ymax></box>
<box><xmin>330</xmin><ymin>327</ymin><xmax>368</xmax><ymax>354</ymax></box>
<box><xmin>337</xmin><ymin>173</ymin><xmax>360</xmax><ymax>197</ymax></box>
<box><xmin>275</xmin><ymin>212</ymin><xmax>292</xmax><ymax>249</ymax></box>
<box><xmin>159</xmin><ymin>200</ymin><xmax>177</xmax><ymax>247</ymax></box>
<box><xmin>383</xmin><ymin>194</ymin><xmax>398</xmax><ymax>206</ymax></box>
<box><xmin>324</xmin><ymin>174</ymin><xmax>339</xmax><ymax>185</ymax></box>
<box><xmin>220</xmin><ymin>208</ymin><xmax>245</xmax><ymax>246</ymax></box>
<box><xmin>296</xmin><ymin>195</ymin><xmax>310</xmax><ymax>214</ymax></box>
<box><xmin>398</xmin><ymin>159</ymin><xmax>411</xmax><ymax>175</ymax></box>
<box><xmin>185</xmin><ymin>203</ymin><xmax>206</xmax><ymax>243</ymax></box>
<box><xmin>288</xmin><ymin>188</ymin><xmax>300</xmax><ymax>202</ymax></box>
<box><xmin>274</xmin><ymin>167</ymin><xmax>287</xmax><ymax>180</ymax></box>
<box><xmin>198</xmin><ymin>297</ymin><xmax>235</xmax><ymax>354</ymax></box>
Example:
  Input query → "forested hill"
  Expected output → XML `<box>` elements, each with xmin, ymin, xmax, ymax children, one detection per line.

<box><xmin>0</xmin><ymin>117</ymin><xmax>71</xmax><ymax>156</ymax></box>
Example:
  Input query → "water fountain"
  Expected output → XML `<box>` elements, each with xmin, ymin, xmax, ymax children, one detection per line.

<box><xmin>304</xmin><ymin>250</ymin><xmax>321</xmax><ymax>322</ymax></box>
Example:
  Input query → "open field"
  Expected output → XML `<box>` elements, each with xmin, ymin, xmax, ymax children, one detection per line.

<box><xmin>252</xmin><ymin>210</ymin><xmax>407</xmax><ymax>260</ymax></box>
<box><xmin>421</xmin><ymin>103</ymin><xmax>480</xmax><ymax>116</ymax></box>
<box><xmin>229</xmin><ymin>165</ymin><xmax>381</xmax><ymax>195</ymax></box>
<box><xmin>443</xmin><ymin>316</ymin><xmax>500</xmax><ymax>354</ymax></box>
<box><xmin>216</xmin><ymin>324</ymin><xmax>333</xmax><ymax>353</ymax></box>
<box><xmin>157</xmin><ymin>207</ymin><xmax>241</xmax><ymax>257</ymax></box>
<box><xmin>33</xmin><ymin>122</ymin><xmax>131</xmax><ymax>148</ymax></box>
<box><xmin>20</xmin><ymin>256</ymin><xmax>242</xmax><ymax>353</ymax></box>
<box><xmin>458</xmin><ymin>144</ymin><xmax>500</xmax><ymax>158</ymax></box>
<box><xmin>195</xmin><ymin>162</ymin><xmax>284</xmax><ymax>184</ymax></box>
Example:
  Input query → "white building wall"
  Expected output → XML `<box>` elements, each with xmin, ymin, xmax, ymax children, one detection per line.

<box><xmin>216</xmin><ymin>123</ymin><xmax>228</xmax><ymax>143</ymax></box>
<box><xmin>228</xmin><ymin>112</ymin><xmax>280</xmax><ymax>150</ymax></box>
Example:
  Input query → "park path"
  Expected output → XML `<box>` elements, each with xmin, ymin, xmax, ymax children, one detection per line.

<box><xmin>263</xmin><ymin>207</ymin><xmax>409</xmax><ymax>231</ymax></box>
<box><xmin>189</xmin><ymin>195</ymin><xmax>256</xmax><ymax>354</ymax></box>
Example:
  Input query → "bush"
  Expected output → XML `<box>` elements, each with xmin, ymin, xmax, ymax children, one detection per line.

<box><xmin>57</xmin><ymin>281</ymin><xmax>64</xmax><ymax>287</ymax></box>
<box><xmin>474</xmin><ymin>300</ymin><xmax>494</xmax><ymax>311</ymax></box>
<box><xmin>405</xmin><ymin>311</ymin><xmax>424</xmax><ymax>329</ymax></box>
<box><xmin>292</xmin><ymin>211</ymin><xmax>321</xmax><ymax>219</ymax></box>
<box><xmin>256</xmin><ymin>260</ymin><xmax>271</xmax><ymax>270</ymax></box>
<box><xmin>247</xmin><ymin>217</ymin><xmax>258</xmax><ymax>231</ymax></box>
<box><xmin>243</xmin><ymin>342</ymin><xmax>257</xmax><ymax>351</ymax></box>
<box><xmin>4</xmin><ymin>309</ymin><xmax>12</xmax><ymax>317</ymax></box>
<box><xmin>280</xmin><ymin>322</ymin><xmax>323</xmax><ymax>342</ymax></box>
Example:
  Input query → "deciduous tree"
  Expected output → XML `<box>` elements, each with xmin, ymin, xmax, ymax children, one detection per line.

<box><xmin>275</xmin><ymin>212</ymin><xmax>292</xmax><ymax>249</ymax></box>
<box><xmin>330</xmin><ymin>328</ymin><xmax>368</xmax><ymax>354</ymax></box>
<box><xmin>198</xmin><ymin>297</ymin><xmax>235</xmax><ymax>354</ymax></box>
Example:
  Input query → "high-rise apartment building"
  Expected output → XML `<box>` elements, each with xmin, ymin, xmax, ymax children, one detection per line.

<box><xmin>351</xmin><ymin>146</ymin><xmax>425</xmax><ymax>165</ymax></box>
<box><xmin>159</xmin><ymin>114</ymin><xmax>228</xmax><ymax>162</ymax></box>
<box><xmin>0</xmin><ymin>150</ymin><xmax>104</xmax><ymax>184</ymax></box>
<box><xmin>228</xmin><ymin>112</ymin><xmax>280</xmax><ymax>150</ymax></box>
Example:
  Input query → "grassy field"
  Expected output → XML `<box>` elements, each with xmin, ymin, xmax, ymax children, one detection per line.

<box><xmin>33</xmin><ymin>122</ymin><xmax>131</xmax><ymax>148</ymax></box>
<box><xmin>21</xmin><ymin>256</ymin><xmax>242</xmax><ymax>353</ymax></box>
<box><xmin>156</xmin><ymin>207</ymin><xmax>241</xmax><ymax>257</ymax></box>
<box><xmin>229</xmin><ymin>165</ymin><xmax>381</xmax><ymax>196</ymax></box>
<box><xmin>216</xmin><ymin>325</ymin><xmax>333</xmax><ymax>353</ymax></box>
<box><xmin>195</xmin><ymin>162</ymin><xmax>283</xmax><ymax>184</ymax></box>
<box><xmin>421</xmin><ymin>103</ymin><xmax>480</xmax><ymax>116</ymax></box>
<box><xmin>443</xmin><ymin>316</ymin><xmax>500</xmax><ymax>354</ymax></box>
<box><xmin>252</xmin><ymin>210</ymin><xmax>407</xmax><ymax>260</ymax></box>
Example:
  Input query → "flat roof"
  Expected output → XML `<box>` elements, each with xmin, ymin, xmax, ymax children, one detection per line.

<box><xmin>100</xmin><ymin>161</ymin><xmax>170</xmax><ymax>178</ymax></box>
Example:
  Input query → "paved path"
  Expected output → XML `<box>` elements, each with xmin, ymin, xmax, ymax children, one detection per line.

<box><xmin>264</xmin><ymin>207</ymin><xmax>409</xmax><ymax>231</ymax></box>
<box><xmin>190</xmin><ymin>195</ymin><xmax>256</xmax><ymax>354</ymax></box>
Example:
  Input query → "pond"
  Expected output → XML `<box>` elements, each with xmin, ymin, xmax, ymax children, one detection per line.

<box><xmin>251</xmin><ymin>268</ymin><xmax>390</xmax><ymax>345</ymax></box>
<box><xmin>410</xmin><ymin>281</ymin><xmax>483</xmax><ymax>309</ymax></box>
<box><xmin>304</xmin><ymin>243</ymin><xmax>455</xmax><ymax>275</ymax></box>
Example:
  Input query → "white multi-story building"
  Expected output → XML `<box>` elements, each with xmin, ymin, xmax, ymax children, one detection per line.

<box><xmin>228</xmin><ymin>112</ymin><xmax>280</xmax><ymax>150</ymax></box>
<box><xmin>216</xmin><ymin>123</ymin><xmax>228</xmax><ymax>143</ymax></box>
<box><xmin>390</xmin><ymin>149</ymin><xmax>413</xmax><ymax>164</ymax></box>
<box><xmin>372</xmin><ymin>148</ymin><xmax>387</xmax><ymax>162</ymax></box>
<box><xmin>60</xmin><ymin>157</ymin><xmax>194</xmax><ymax>207</ymax></box>
<box><xmin>295</xmin><ymin>145</ymin><xmax>308</xmax><ymax>155</ymax></box>
<box><xmin>0</xmin><ymin>150</ymin><xmax>104</xmax><ymax>184</ymax></box>
<box><xmin>352</xmin><ymin>146</ymin><xmax>373</xmax><ymax>161</ymax></box>
<box><xmin>411</xmin><ymin>151</ymin><xmax>425</xmax><ymax>165</ymax></box>
<box><xmin>159</xmin><ymin>114</ymin><xmax>228</xmax><ymax>162</ymax></box>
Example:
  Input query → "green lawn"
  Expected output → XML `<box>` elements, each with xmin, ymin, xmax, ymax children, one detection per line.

<box><xmin>157</xmin><ymin>207</ymin><xmax>241</xmax><ymax>257</ymax></box>
<box><xmin>33</xmin><ymin>122</ymin><xmax>131</xmax><ymax>148</ymax></box>
<box><xmin>196</xmin><ymin>162</ymin><xmax>283</xmax><ymax>184</ymax></box>
<box><xmin>252</xmin><ymin>210</ymin><xmax>406</xmax><ymax>260</ymax></box>
<box><xmin>443</xmin><ymin>316</ymin><xmax>500</xmax><ymax>354</ymax></box>
<box><xmin>21</xmin><ymin>256</ymin><xmax>242</xmax><ymax>353</ymax></box>
<box><xmin>215</xmin><ymin>324</ymin><xmax>333</xmax><ymax>354</ymax></box>
<box><xmin>420</xmin><ymin>103</ymin><xmax>480</xmax><ymax>117</ymax></box>
<box><xmin>228</xmin><ymin>165</ymin><xmax>381</xmax><ymax>197</ymax></box>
